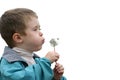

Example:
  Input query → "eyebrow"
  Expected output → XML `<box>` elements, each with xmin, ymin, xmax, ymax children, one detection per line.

<box><xmin>35</xmin><ymin>25</ymin><xmax>40</xmax><ymax>28</ymax></box>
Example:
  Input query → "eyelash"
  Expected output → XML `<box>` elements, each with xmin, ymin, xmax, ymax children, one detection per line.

<box><xmin>33</xmin><ymin>28</ymin><xmax>41</xmax><ymax>31</ymax></box>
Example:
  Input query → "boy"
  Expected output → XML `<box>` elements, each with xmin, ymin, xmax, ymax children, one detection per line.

<box><xmin>0</xmin><ymin>8</ymin><xmax>66</xmax><ymax>80</ymax></box>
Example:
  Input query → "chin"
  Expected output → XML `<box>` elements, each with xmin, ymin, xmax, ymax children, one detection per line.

<box><xmin>35</xmin><ymin>47</ymin><xmax>42</xmax><ymax>51</ymax></box>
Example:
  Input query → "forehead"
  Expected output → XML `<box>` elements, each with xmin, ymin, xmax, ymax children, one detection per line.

<box><xmin>25</xmin><ymin>17</ymin><xmax>40</xmax><ymax>28</ymax></box>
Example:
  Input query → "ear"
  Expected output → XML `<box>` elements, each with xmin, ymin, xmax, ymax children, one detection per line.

<box><xmin>12</xmin><ymin>33</ymin><xmax>23</xmax><ymax>43</ymax></box>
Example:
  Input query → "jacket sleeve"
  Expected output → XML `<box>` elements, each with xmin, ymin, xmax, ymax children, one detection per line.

<box><xmin>0</xmin><ymin>58</ymin><xmax>54</xmax><ymax>80</ymax></box>
<box><xmin>35</xmin><ymin>57</ymin><xmax>54</xmax><ymax>80</ymax></box>
<box><xmin>37</xmin><ymin>58</ymin><xmax>67</xmax><ymax>80</ymax></box>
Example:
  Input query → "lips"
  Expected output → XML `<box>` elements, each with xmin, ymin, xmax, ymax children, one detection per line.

<box><xmin>42</xmin><ymin>38</ymin><xmax>45</xmax><ymax>44</ymax></box>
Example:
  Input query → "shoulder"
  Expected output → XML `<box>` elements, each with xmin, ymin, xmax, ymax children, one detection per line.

<box><xmin>0</xmin><ymin>46</ymin><xmax>28</xmax><ymax>68</ymax></box>
<box><xmin>2</xmin><ymin>46</ymin><xmax>25</xmax><ymax>63</ymax></box>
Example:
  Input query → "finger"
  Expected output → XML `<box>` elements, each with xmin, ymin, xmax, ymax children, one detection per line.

<box><xmin>56</xmin><ymin>63</ymin><xmax>62</xmax><ymax>69</ymax></box>
<box><xmin>58</xmin><ymin>70</ymin><xmax>64</xmax><ymax>74</ymax></box>
<box><xmin>57</xmin><ymin>67</ymin><xmax>64</xmax><ymax>74</ymax></box>
<box><xmin>55</xmin><ymin>64</ymin><xmax>64</xmax><ymax>73</ymax></box>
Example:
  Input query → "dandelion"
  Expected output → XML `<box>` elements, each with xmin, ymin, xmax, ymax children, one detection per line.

<box><xmin>49</xmin><ymin>38</ymin><xmax>59</xmax><ymax>51</ymax></box>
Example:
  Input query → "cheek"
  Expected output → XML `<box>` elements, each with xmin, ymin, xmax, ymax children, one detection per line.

<box><xmin>33</xmin><ymin>39</ymin><xmax>43</xmax><ymax>50</ymax></box>
<box><xmin>32</xmin><ymin>37</ymin><xmax>42</xmax><ymax>45</ymax></box>
<box><xmin>26</xmin><ymin>33</ymin><xmax>42</xmax><ymax>44</ymax></box>
<box><xmin>34</xmin><ymin>39</ymin><xmax>41</xmax><ymax>44</ymax></box>
<box><xmin>30</xmin><ymin>34</ymin><xmax>40</xmax><ymax>41</ymax></box>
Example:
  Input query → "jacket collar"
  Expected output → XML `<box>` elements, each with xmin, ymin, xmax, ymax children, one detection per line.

<box><xmin>2</xmin><ymin>46</ymin><xmax>40</xmax><ymax>63</ymax></box>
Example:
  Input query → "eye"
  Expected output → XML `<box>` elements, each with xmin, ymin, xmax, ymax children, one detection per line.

<box><xmin>33</xmin><ymin>28</ymin><xmax>37</xmax><ymax>31</ymax></box>
<box><xmin>33</xmin><ymin>25</ymin><xmax>41</xmax><ymax>31</ymax></box>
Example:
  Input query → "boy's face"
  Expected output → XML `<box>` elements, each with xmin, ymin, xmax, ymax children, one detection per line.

<box><xmin>21</xmin><ymin>17</ymin><xmax>45</xmax><ymax>52</ymax></box>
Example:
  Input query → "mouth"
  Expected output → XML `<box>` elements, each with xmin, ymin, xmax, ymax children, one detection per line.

<box><xmin>42</xmin><ymin>39</ymin><xmax>45</xmax><ymax>44</ymax></box>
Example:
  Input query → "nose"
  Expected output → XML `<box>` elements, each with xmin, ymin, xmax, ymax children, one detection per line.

<box><xmin>39</xmin><ymin>31</ymin><xmax>43</xmax><ymax>36</ymax></box>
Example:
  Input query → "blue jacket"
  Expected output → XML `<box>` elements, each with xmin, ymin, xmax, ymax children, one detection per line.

<box><xmin>0</xmin><ymin>47</ymin><xmax>66</xmax><ymax>80</ymax></box>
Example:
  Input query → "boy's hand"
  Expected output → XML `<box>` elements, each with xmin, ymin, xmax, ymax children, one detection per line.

<box><xmin>45</xmin><ymin>51</ymin><xmax>59</xmax><ymax>63</ymax></box>
<box><xmin>53</xmin><ymin>63</ymin><xmax>64</xmax><ymax>80</ymax></box>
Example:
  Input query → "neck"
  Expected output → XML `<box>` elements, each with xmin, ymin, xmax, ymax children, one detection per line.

<box><xmin>13</xmin><ymin>47</ymin><xmax>33</xmax><ymax>55</ymax></box>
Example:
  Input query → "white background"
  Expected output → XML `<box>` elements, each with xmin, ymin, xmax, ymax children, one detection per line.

<box><xmin>0</xmin><ymin>0</ymin><xmax>120</xmax><ymax>80</ymax></box>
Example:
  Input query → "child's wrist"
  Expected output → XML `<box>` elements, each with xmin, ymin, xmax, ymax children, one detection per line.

<box><xmin>42</xmin><ymin>57</ymin><xmax>52</xmax><ymax>64</ymax></box>
<box><xmin>44</xmin><ymin>56</ymin><xmax>55</xmax><ymax>63</ymax></box>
